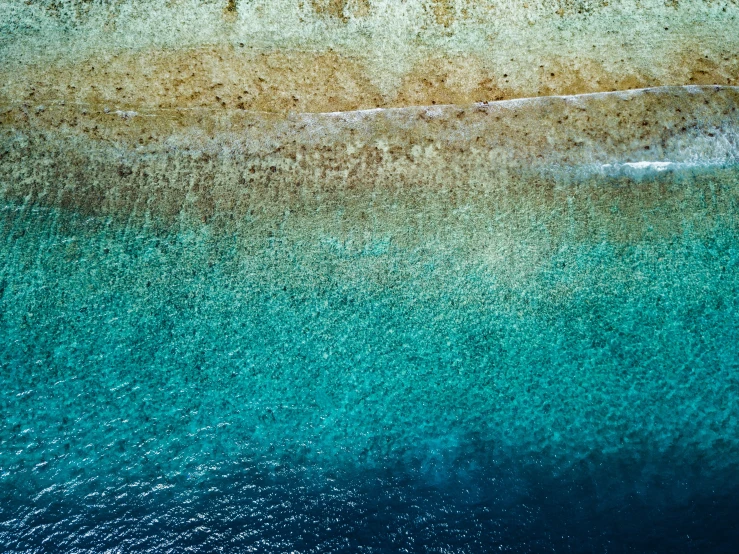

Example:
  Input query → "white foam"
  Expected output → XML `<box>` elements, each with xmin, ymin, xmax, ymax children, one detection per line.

<box><xmin>114</xmin><ymin>110</ymin><xmax>139</xmax><ymax>120</ymax></box>
<box><xmin>595</xmin><ymin>159</ymin><xmax>738</xmax><ymax>175</ymax></box>
<box><xmin>602</xmin><ymin>161</ymin><xmax>675</xmax><ymax>171</ymax></box>
<box><xmin>313</xmin><ymin>86</ymin><xmax>739</xmax><ymax>117</ymax></box>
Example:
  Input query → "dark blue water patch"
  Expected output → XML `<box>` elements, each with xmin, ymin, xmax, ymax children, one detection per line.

<box><xmin>2</xmin><ymin>452</ymin><xmax>739</xmax><ymax>553</ymax></box>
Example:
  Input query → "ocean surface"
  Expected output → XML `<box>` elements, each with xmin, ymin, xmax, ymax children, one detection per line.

<box><xmin>2</xmin><ymin>88</ymin><xmax>739</xmax><ymax>552</ymax></box>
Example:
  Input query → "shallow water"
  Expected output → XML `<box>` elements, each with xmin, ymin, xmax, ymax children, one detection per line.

<box><xmin>3</xmin><ymin>186</ymin><xmax>739</xmax><ymax>551</ymax></box>
<box><xmin>2</xmin><ymin>89</ymin><xmax>739</xmax><ymax>551</ymax></box>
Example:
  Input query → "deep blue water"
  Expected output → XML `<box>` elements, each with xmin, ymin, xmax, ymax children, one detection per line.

<box><xmin>3</xmin><ymin>454</ymin><xmax>739</xmax><ymax>552</ymax></box>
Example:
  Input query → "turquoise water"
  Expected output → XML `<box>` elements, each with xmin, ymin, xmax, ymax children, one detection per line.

<box><xmin>2</xmin><ymin>161</ymin><xmax>739</xmax><ymax>550</ymax></box>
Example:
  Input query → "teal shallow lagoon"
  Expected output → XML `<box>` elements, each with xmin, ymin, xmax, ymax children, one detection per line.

<box><xmin>2</xmin><ymin>89</ymin><xmax>739</xmax><ymax>551</ymax></box>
